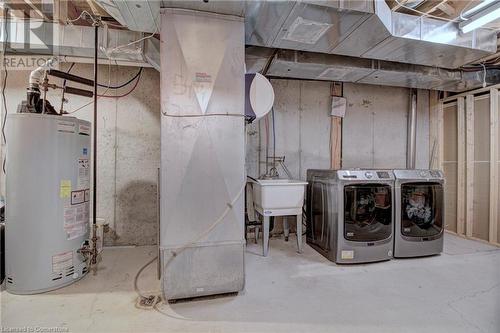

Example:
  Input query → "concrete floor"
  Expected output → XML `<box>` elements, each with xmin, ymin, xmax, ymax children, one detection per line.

<box><xmin>1</xmin><ymin>233</ymin><xmax>499</xmax><ymax>333</ymax></box>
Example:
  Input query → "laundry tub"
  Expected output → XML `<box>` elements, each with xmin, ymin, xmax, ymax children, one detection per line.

<box><xmin>252</xmin><ymin>179</ymin><xmax>308</xmax><ymax>216</ymax></box>
<box><xmin>252</xmin><ymin>179</ymin><xmax>308</xmax><ymax>256</ymax></box>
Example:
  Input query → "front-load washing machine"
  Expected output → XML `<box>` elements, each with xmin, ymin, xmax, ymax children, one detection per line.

<box><xmin>306</xmin><ymin>169</ymin><xmax>394</xmax><ymax>264</ymax></box>
<box><xmin>393</xmin><ymin>169</ymin><xmax>444</xmax><ymax>258</ymax></box>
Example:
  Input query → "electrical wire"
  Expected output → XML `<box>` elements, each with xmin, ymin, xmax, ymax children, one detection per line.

<box><xmin>106</xmin><ymin>30</ymin><xmax>158</xmax><ymax>56</ymax></box>
<box><xmin>481</xmin><ymin>63</ymin><xmax>487</xmax><ymax>88</ymax></box>
<box><xmin>97</xmin><ymin>70</ymin><xmax>141</xmax><ymax>98</ymax></box>
<box><xmin>98</xmin><ymin>68</ymin><xmax>143</xmax><ymax>90</ymax></box>
<box><xmin>66</xmin><ymin>59</ymin><xmax>112</xmax><ymax>114</ymax></box>
<box><xmin>134</xmin><ymin>182</ymin><xmax>247</xmax><ymax>308</ymax></box>
<box><xmin>66</xmin><ymin>10</ymin><xmax>99</xmax><ymax>26</ymax></box>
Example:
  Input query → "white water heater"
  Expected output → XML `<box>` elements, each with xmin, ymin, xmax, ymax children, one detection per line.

<box><xmin>5</xmin><ymin>113</ymin><xmax>91</xmax><ymax>294</ymax></box>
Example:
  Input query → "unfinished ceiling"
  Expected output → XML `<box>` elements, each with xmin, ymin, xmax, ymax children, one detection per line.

<box><xmin>2</xmin><ymin>0</ymin><xmax>500</xmax><ymax>92</ymax></box>
<box><xmin>92</xmin><ymin>0</ymin><xmax>498</xmax><ymax>69</ymax></box>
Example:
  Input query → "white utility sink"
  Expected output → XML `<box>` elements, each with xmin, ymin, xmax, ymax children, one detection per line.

<box><xmin>252</xmin><ymin>179</ymin><xmax>308</xmax><ymax>216</ymax></box>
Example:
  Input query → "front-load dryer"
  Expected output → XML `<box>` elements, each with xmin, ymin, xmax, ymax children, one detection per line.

<box><xmin>306</xmin><ymin>169</ymin><xmax>394</xmax><ymax>264</ymax></box>
<box><xmin>393</xmin><ymin>169</ymin><xmax>444</xmax><ymax>258</ymax></box>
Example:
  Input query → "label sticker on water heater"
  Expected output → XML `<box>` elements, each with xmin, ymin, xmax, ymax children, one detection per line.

<box><xmin>71</xmin><ymin>190</ymin><xmax>85</xmax><ymax>205</ymax></box>
<box><xmin>52</xmin><ymin>251</ymin><xmax>73</xmax><ymax>273</ymax></box>
<box><xmin>78</xmin><ymin>159</ymin><xmax>90</xmax><ymax>189</ymax></box>
<box><xmin>60</xmin><ymin>180</ymin><xmax>72</xmax><ymax>198</ymax></box>
<box><xmin>64</xmin><ymin>202</ymin><xmax>89</xmax><ymax>240</ymax></box>
<box><xmin>57</xmin><ymin>121</ymin><xmax>75</xmax><ymax>134</ymax></box>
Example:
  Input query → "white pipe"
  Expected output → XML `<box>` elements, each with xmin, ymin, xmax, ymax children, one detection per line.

<box><xmin>29</xmin><ymin>56</ymin><xmax>59</xmax><ymax>86</ymax></box>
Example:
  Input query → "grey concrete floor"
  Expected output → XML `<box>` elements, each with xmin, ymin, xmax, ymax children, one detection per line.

<box><xmin>1</xmin><ymin>233</ymin><xmax>499</xmax><ymax>333</ymax></box>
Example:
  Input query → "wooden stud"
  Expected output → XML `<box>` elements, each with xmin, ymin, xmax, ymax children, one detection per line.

<box><xmin>330</xmin><ymin>82</ymin><xmax>342</xmax><ymax>170</ymax></box>
<box><xmin>330</xmin><ymin>117</ymin><xmax>342</xmax><ymax>170</ymax></box>
<box><xmin>465</xmin><ymin>95</ymin><xmax>475</xmax><ymax>238</ymax></box>
<box><xmin>457</xmin><ymin>96</ymin><xmax>466</xmax><ymax>236</ymax></box>
<box><xmin>489</xmin><ymin>89</ymin><xmax>499</xmax><ymax>244</ymax></box>
<box><xmin>438</xmin><ymin>100</ymin><xmax>444</xmax><ymax>171</ymax></box>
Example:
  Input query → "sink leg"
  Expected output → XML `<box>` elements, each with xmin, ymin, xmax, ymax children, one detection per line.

<box><xmin>283</xmin><ymin>217</ymin><xmax>289</xmax><ymax>242</ymax></box>
<box><xmin>296</xmin><ymin>213</ymin><xmax>303</xmax><ymax>253</ymax></box>
<box><xmin>263</xmin><ymin>215</ymin><xmax>270</xmax><ymax>257</ymax></box>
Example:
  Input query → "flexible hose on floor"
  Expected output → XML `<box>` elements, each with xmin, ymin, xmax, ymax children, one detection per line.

<box><xmin>134</xmin><ymin>182</ymin><xmax>247</xmax><ymax>309</ymax></box>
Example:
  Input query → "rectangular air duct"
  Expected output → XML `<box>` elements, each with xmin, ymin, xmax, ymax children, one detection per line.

<box><xmin>159</xmin><ymin>9</ymin><xmax>246</xmax><ymax>301</ymax></box>
<box><xmin>95</xmin><ymin>0</ymin><xmax>497</xmax><ymax>69</ymax></box>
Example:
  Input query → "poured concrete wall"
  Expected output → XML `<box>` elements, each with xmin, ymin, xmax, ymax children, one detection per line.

<box><xmin>342</xmin><ymin>84</ymin><xmax>430</xmax><ymax>169</ymax></box>
<box><xmin>246</xmin><ymin>80</ymin><xmax>430</xmax><ymax>179</ymax></box>
<box><xmin>0</xmin><ymin>63</ymin><xmax>160</xmax><ymax>246</ymax></box>
<box><xmin>2</xmin><ymin>70</ymin><xmax>430</xmax><ymax>246</ymax></box>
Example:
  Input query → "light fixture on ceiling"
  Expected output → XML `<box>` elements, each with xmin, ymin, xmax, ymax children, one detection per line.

<box><xmin>462</xmin><ymin>0</ymin><xmax>496</xmax><ymax>17</ymax></box>
<box><xmin>459</xmin><ymin>1</ymin><xmax>500</xmax><ymax>34</ymax></box>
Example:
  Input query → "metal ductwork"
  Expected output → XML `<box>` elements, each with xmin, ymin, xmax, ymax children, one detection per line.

<box><xmin>3</xmin><ymin>20</ymin><xmax>159</xmax><ymax>67</ymax></box>
<box><xmin>95</xmin><ymin>0</ymin><xmax>497</xmax><ymax>69</ymax></box>
<box><xmin>2</xmin><ymin>18</ymin><xmax>496</xmax><ymax>92</ymax></box>
<box><xmin>249</xmin><ymin>47</ymin><xmax>500</xmax><ymax>92</ymax></box>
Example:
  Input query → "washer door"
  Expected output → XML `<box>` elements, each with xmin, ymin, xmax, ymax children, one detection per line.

<box><xmin>344</xmin><ymin>184</ymin><xmax>392</xmax><ymax>242</ymax></box>
<box><xmin>401</xmin><ymin>182</ymin><xmax>443</xmax><ymax>238</ymax></box>
<box><xmin>308</xmin><ymin>178</ymin><xmax>331</xmax><ymax>251</ymax></box>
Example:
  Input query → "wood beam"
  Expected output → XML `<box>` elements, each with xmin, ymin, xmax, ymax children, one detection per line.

<box><xmin>415</xmin><ymin>0</ymin><xmax>450</xmax><ymax>14</ymax></box>
<box><xmin>23</xmin><ymin>0</ymin><xmax>50</xmax><ymax>21</ymax></box>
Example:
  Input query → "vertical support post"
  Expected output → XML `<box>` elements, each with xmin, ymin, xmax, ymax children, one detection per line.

<box><xmin>429</xmin><ymin>91</ymin><xmax>443</xmax><ymax>170</ymax></box>
<box><xmin>296</xmin><ymin>213</ymin><xmax>302</xmax><ymax>253</ymax></box>
<box><xmin>465</xmin><ymin>95</ymin><xmax>475</xmax><ymax>238</ymax></box>
<box><xmin>330</xmin><ymin>82</ymin><xmax>342</xmax><ymax>170</ymax></box>
<box><xmin>429</xmin><ymin>91</ymin><xmax>438</xmax><ymax>169</ymax></box>
<box><xmin>407</xmin><ymin>89</ymin><xmax>417</xmax><ymax>169</ymax></box>
<box><xmin>437</xmin><ymin>101</ymin><xmax>444</xmax><ymax>171</ymax></box>
<box><xmin>489</xmin><ymin>89</ymin><xmax>499</xmax><ymax>244</ymax></box>
<box><xmin>457</xmin><ymin>97</ymin><xmax>466</xmax><ymax>236</ymax></box>
<box><xmin>330</xmin><ymin>117</ymin><xmax>342</xmax><ymax>169</ymax></box>
<box><xmin>91</xmin><ymin>24</ymin><xmax>98</xmax><ymax>265</ymax></box>
<box><xmin>263</xmin><ymin>215</ymin><xmax>270</xmax><ymax>257</ymax></box>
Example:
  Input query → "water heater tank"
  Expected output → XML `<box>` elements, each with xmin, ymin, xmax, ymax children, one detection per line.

<box><xmin>5</xmin><ymin>113</ymin><xmax>91</xmax><ymax>294</ymax></box>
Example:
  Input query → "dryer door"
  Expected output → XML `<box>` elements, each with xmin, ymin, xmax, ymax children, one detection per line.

<box><xmin>344</xmin><ymin>184</ymin><xmax>392</xmax><ymax>242</ymax></box>
<box><xmin>401</xmin><ymin>182</ymin><xmax>443</xmax><ymax>238</ymax></box>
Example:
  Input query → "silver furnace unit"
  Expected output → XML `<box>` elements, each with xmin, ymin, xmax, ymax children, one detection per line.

<box><xmin>159</xmin><ymin>9</ymin><xmax>246</xmax><ymax>300</ymax></box>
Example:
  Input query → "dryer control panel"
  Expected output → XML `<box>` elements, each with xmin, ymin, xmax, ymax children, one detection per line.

<box><xmin>339</xmin><ymin>170</ymin><xmax>395</xmax><ymax>181</ymax></box>
<box><xmin>393</xmin><ymin>169</ymin><xmax>443</xmax><ymax>180</ymax></box>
